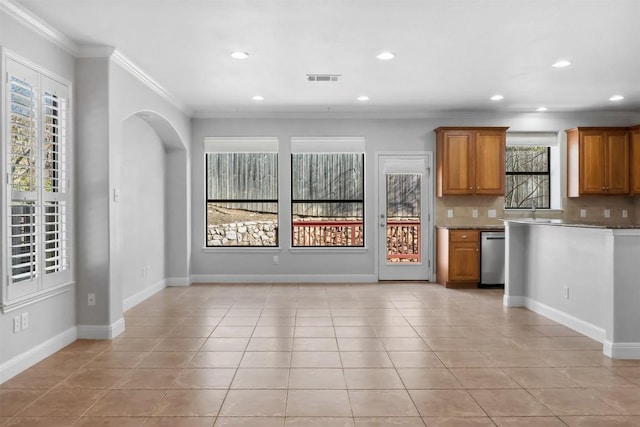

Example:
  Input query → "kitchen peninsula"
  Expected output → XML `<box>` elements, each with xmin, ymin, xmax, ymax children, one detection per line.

<box><xmin>504</xmin><ymin>219</ymin><xmax>640</xmax><ymax>359</ymax></box>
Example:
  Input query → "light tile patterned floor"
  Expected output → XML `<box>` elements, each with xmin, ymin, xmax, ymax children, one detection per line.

<box><xmin>2</xmin><ymin>282</ymin><xmax>640</xmax><ymax>426</ymax></box>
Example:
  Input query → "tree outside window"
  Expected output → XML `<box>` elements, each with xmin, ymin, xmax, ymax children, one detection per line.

<box><xmin>505</xmin><ymin>146</ymin><xmax>550</xmax><ymax>209</ymax></box>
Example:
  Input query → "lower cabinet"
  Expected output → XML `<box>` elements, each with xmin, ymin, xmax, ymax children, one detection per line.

<box><xmin>436</xmin><ymin>228</ymin><xmax>481</xmax><ymax>288</ymax></box>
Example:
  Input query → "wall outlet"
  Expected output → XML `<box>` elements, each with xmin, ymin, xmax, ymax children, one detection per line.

<box><xmin>604</xmin><ymin>209</ymin><xmax>610</xmax><ymax>218</ymax></box>
<box><xmin>88</xmin><ymin>293</ymin><xmax>96</xmax><ymax>306</ymax></box>
<box><xmin>488</xmin><ymin>209</ymin><xmax>497</xmax><ymax>218</ymax></box>
<box><xmin>273</xmin><ymin>255</ymin><xmax>279</xmax><ymax>265</ymax></box>
<box><xmin>13</xmin><ymin>316</ymin><xmax>21</xmax><ymax>333</ymax></box>
<box><xmin>472</xmin><ymin>209</ymin><xmax>478</xmax><ymax>218</ymax></box>
<box><xmin>563</xmin><ymin>287</ymin><xmax>569</xmax><ymax>300</ymax></box>
<box><xmin>447</xmin><ymin>209</ymin><xmax>453</xmax><ymax>218</ymax></box>
<box><xmin>21</xmin><ymin>312</ymin><xmax>29</xmax><ymax>330</ymax></box>
<box><xmin>142</xmin><ymin>266</ymin><xmax>148</xmax><ymax>277</ymax></box>
<box><xmin>580</xmin><ymin>209</ymin><xmax>587</xmax><ymax>218</ymax></box>
<box><xmin>622</xmin><ymin>209</ymin><xmax>628</xmax><ymax>218</ymax></box>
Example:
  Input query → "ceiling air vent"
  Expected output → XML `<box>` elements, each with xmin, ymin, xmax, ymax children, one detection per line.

<box><xmin>306</xmin><ymin>74</ymin><xmax>341</xmax><ymax>82</ymax></box>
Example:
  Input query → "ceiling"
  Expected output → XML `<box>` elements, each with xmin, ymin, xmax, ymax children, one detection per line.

<box><xmin>12</xmin><ymin>0</ymin><xmax>640</xmax><ymax>117</ymax></box>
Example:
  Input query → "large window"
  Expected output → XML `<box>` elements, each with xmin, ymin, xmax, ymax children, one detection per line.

<box><xmin>505</xmin><ymin>133</ymin><xmax>557</xmax><ymax>210</ymax></box>
<box><xmin>291</xmin><ymin>137</ymin><xmax>365</xmax><ymax>247</ymax></box>
<box><xmin>4</xmin><ymin>56</ymin><xmax>71</xmax><ymax>303</ymax></box>
<box><xmin>205</xmin><ymin>137</ymin><xmax>278</xmax><ymax>247</ymax></box>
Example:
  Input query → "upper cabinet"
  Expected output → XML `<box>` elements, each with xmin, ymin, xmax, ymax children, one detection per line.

<box><xmin>435</xmin><ymin>127</ymin><xmax>508</xmax><ymax>197</ymax></box>
<box><xmin>567</xmin><ymin>127</ymin><xmax>629</xmax><ymax>197</ymax></box>
<box><xmin>631</xmin><ymin>125</ymin><xmax>640</xmax><ymax>195</ymax></box>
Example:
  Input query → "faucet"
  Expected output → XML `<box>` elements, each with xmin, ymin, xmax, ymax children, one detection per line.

<box><xmin>531</xmin><ymin>199</ymin><xmax>537</xmax><ymax>219</ymax></box>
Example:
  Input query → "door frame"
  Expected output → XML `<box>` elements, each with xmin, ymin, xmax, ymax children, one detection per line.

<box><xmin>375</xmin><ymin>152</ymin><xmax>435</xmax><ymax>281</ymax></box>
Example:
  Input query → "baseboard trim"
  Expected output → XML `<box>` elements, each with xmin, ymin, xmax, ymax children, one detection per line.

<box><xmin>603</xmin><ymin>341</ymin><xmax>640</xmax><ymax>359</ymax></box>
<box><xmin>190</xmin><ymin>274</ymin><xmax>378</xmax><ymax>283</ymax></box>
<box><xmin>77</xmin><ymin>317</ymin><xmax>125</xmax><ymax>340</ymax></box>
<box><xmin>0</xmin><ymin>326</ymin><xmax>77</xmax><ymax>384</ymax></box>
<box><xmin>523</xmin><ymin>297</ymin><xmax>606</xmax><ymax>343</ymax></box>
<box><xmin>123</xmin><ymin>279</ymin><xmax>167</xmax><ymax>311</ymax></box>
<box><xmin>166</xmin><ymin>277</ymin><xmax>190</xmax><ymax>287</ymax></box>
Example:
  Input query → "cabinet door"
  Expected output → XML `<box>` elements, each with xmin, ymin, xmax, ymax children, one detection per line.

<box><xmin>449</xmin><ymin>242</ymin><xmax>479</xmax><ymax>281</ymax></box>
<box><xmin>632</xmin><ymin>128</ymin><xmax>640</xmax><ymax>195</ymax></box>
<box><xmin>475</xmin><ymin>131</ymin><xmax>506</xmax><ymax>195</ymax></box>
<box><xmin>441</xmin><ymin>131</ymin><xmax>474</xmax><ymax>195</ymax></box>
<box><xmin>605</xmin><ymin>131</ymin><xmax>630</xmax><ymax>194</ymax></box>
<box><xmin>580</xmin><ymin>131</ymin><xmax>607</xmax><ymax>194</ymax></box>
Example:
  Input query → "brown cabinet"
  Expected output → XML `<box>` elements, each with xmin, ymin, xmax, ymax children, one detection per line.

<box><xmin>567</xmin><ymin>127</ymin><xmax>630</xmax><ymax>196</ymax></box>
<box><xmin>631</xmin><ymin>125</ymin><xmax>640</xmax><ymax>195</ymax></box>
<box><xmin>435</xmin><ymin>127</ymin><xmax>508</xmax><ymax>197</ymax></box>
<box><xmin>436</xmin><ymin>228</ymin><xmax>481</xmax><ymax>288</ymax></box>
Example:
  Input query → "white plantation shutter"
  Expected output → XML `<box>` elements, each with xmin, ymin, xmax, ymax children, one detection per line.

<box><xmin>5</xmin><ymin>57</ymin><xmax>71</xmax><ymax>301</ymax></box>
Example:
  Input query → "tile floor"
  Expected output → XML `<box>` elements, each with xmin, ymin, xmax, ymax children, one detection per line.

<box><xmin>2</xmin><ymin>282</ymin><xmax>640</xmax><ymax>426</ymax></box>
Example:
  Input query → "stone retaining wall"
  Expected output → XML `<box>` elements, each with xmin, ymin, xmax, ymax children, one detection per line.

<box><xmin>207</xmin><ymin>220</ymin><xmax>278</xmax><ymax>246</ymax></box>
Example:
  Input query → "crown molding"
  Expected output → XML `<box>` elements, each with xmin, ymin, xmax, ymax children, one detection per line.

<box><xmin>0</xmin><ymin>0</ymin><xmax>79</xmax><ymax>54</ymax></box>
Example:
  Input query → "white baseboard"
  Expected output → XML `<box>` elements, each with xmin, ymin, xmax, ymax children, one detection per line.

<box><xmin>123</xmin><ymin>279</ymin><xmax>167</xmax><ymax>311</ymax></box>
<box><xmin>603</xmin><ymin>341</ymin><xmax>640</xmax><ymax>359</ymax></box>
<box><xmin>190</xmin><ymin>274</ymin><xmax>378</xmax><ymax>283</ymax></box>
<box><xmin>522</xmin><ymin>297</ymin><xmax>606</xmax><ymax>343</ymax></box>
<box><xmin>77</xmin><ymin>317</ymin><xmax>125</xmax><ymax>339</ymax></box>
<box><xmin>0</xmin><ymin>326</ymin><xmax>77</xmax><ymax>384</ymax></box>
<box><xmin>166</xmin><ymin>277</ymin><xmax>190</xmax><ymax>287</ymax></box>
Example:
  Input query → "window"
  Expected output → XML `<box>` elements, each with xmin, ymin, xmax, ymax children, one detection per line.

<box><xmin>4</xmin><ymin>56</ymin><xmax>71</xmax><ymax>304</ymax></box>
<box><xmin>291</xmin><ymin>137</ymin><xmax>365</xmax><ymax>247</ymax></box>
<box><xmin>205</xmin><ymin>137</ymin><xmax>278</xmax><ymax>247</ymax></box>
<box><xmin>505</xmin><ymin>132</ymin><xmax>558</xmax><ymax>209</ymax></box>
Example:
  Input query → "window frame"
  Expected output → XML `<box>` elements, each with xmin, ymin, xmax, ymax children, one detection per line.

<box><xmin>505</xmin><ymin>145</ymin><xmax>552</xmax><ymax>210</ymax></box>
<box><xmin>203</xmin><ymin>137</ymin><xmax>279</xmax><ymax>248</ymax></box>
<box><xmin>290</xmin><ymin>139</ymin><xmax>366</xmax><ymax>248</ymax></box>
<box><xmin>2</xmin><ymin>51</ymin><xmax>73</xmax><ymax>312</ymax></box>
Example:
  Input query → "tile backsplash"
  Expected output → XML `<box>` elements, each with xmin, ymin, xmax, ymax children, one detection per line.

<box><xmin>436</xmin><ymin>196</ymin><xmax>638</xmax><ymax>226</ymax></box>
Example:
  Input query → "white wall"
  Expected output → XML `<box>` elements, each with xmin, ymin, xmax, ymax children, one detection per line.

<box><xmin>0</xmin><ymin>9</ymin><xmax>77</xmax><ymax>372</ymax></box>
<box><xmin>190</xmin><ymin>113</ymin><xmax>640</xmax><ymax>281</ymax></box>
<box><xmin>121</xmin><ymin>116</ymin><xmax>167</xmax><ymax>301</ymax></box>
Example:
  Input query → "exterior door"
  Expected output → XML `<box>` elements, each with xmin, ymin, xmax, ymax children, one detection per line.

<box><xmin>378</xmin><ymin>155</ymin><xmax>431</xmax><ymax>280</ymax></box>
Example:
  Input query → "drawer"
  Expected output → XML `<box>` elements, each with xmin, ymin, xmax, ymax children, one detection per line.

<box><xmin>449</xmin><ymin>230</ymin><xmax>479</xmax><ymax>242</ymax></box>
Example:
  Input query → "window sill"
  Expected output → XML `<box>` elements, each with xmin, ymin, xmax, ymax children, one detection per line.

<box><xmin>201</xmin><ymin>247</ymin><xmax>282</xmax><ymax>254</ymax></box>
<box><xmin>288</xmin><ymin>247</ymin><xmax>369</xmax><ymax>254</ymax></box>
<box><xmin>1</xmin><ymin>281</ymin><xmax>75</xmax><ymax>314</ymax></box>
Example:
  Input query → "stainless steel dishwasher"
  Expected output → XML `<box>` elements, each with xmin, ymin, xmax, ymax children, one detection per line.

<box><xmin>480</xmin><ymin>231</ymin><xmax>505</xmax><ymax>286</ymax></box>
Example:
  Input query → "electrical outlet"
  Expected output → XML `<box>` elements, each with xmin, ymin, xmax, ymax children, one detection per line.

<box><xmin>622</xmin><ymin>209</ymin><xmax>628</xmax><ymax>218</ymax></box>
<box><xmin>13</xmin><ymin>316</ymin><xmax>21</xmax><ymax>333</ymax></box>
<box><xmin>580</xmin><ymin>209</ymin><xmax>587</xmax><ymax>218</ymax></box>
<box><xmin>604</xmin><ymin>209</ymin><xmax>611</xmax><ymax>218</ymax></box>
<box><xmin>488</xmin><ymin>209</ymin><xmax>497</xmax><ymax>218</ymax></box>
<box><xmin>88</xmin><ymin>293</ymin><xmax>96</xmax><ymax>306</ymax></box>
<box><xmin>21</xmin><ymin>312</ymin><xmax>29</xmax><ymax>330</ymax></box>
<box><xmin>563</xmin><ymin>287</ymin><xmax>569</xmax><ymax>300</ymax></box>
<box><xmin>472</xmin><ymin>209</ymin><xmax>478</xmax><ymax>218</ymax></box>
<box><xmin>447</xmin><ymin>209</ymin><xmax>453</xmax><ymax>218</ymax></box>
<box><xmin>273</xmin><ymin>255</ymin><xmax>279</xmax><ymax>265</ymax></box>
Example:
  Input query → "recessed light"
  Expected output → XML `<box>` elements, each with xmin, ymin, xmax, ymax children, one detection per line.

<box><xmin>231</xmin><ymin>51</ymin><xmax>249</xmax><ymax>59</ymax></box>
<box><xmin>536</xmin><ymin>106</ymin><xmax>548</xmax><ymax>112</ymax></box>
<box><xmin>252</xmin><ymin>95</ymin><xmax>264</xmax><ymax>101</ymax></box>
<box><xmin>376</xmin><ymin>52</ymin><xmax>395</xmax><ymax>60</ymax></box>
<box><xmin>357</xmin><ymin>95</ymin><xmax>370</xmax><ymax>101</ymax></box>
<box><xmin>552</xmin><ymin>59</ymin><xmax>572</xmax><ymax>68</ymax></box>
<box><xmin>609</xmin><ymin>95</ymin><xmax>624</xmax><ymax>101</ymax></box>
<box><xmin>490</xmin><ymin>94</ymin><xmax>504</xmax><ymax>101</ymax></box>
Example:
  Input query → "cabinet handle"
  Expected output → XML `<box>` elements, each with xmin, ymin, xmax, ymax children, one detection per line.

<box><xmin>476</xmin><ymin>248</ymin><xmax>479</xmax><ymax>252</ymax></box>
<box><xmin>461</xmin><ymin>235</ymin><xmax>467</xmax><ymax>239</ymax></box>
<box><xmin>469</xmin><ymin>187</ymin><xmax>473</xmax><ymax>190</ymax></box>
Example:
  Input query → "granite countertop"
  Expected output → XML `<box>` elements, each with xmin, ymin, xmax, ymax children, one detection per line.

<box><xmin>436</xmin><ymin>225</ymin><xmax>505</xmax><ymax>230</ymax></box>
<box><xmin>505</xmin><ymin>218</ymin><xmax>640</xmax><ymax>229</ymax></box>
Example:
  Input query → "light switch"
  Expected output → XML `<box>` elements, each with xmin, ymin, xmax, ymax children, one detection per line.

<box><xmin>580</xmin><ymin>209</ymin><xmax>587</xmax><ymax>218</ymax></box>
<box><xmin>488</xmin><ymin>209</ymin><xmax>497</xmax><ymax>218</ymax></box>
<box><xmin>604</xmin><ymin>209</ymin><xmax>610</xmax><ymax>218</ymax></box>
<box><xmin>447</xmin><ymin>209</ymin><xmax>453</xmax><ymax>218</ymax></box>
<box><xmin>623</xmin><ymin>209</ymin><xmax>628</xmax><ymax>218</ymax></box>
<box><xmin>472</xmin><ymin>209</ymin><xmax>478</xmax><ymax>218</ymax></box>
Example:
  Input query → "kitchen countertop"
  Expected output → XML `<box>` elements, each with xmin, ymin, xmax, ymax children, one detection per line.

<box><xmin>505</xmin><ymin>218</ymin><xmax>640</xmax><ymax>229</ymax></box>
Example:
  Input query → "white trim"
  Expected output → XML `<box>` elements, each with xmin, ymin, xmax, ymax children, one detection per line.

<box><xmin>77</xmin><ymin>318</ymin><xmax>125</xmax><ymax>339</ymax></box>
<box><xmin>1</xmin><ymin>282</ymin><xmax>74</xmax><ymax>314</ymax></box>
<box><xmin>122</xmin><ymin>279</ymin><xmax>166</xmax><ymax>312</ymax></box>
<box><xmin>291</xmin><ymin>136</ymin><xmax>366</xmax><ymax>153</ymax></box>
<box><xmin>0</xmin><ymin>0</ymin><xmax>79</xmax><ymax>55</ymax></box>
<box><xmin>603</xmin><ymin>341</ymin><xmax>640</xmax><ymax>360</ymax></box>
<box><xmin>110</xmin><ymin>50</ymin><xmax>191</xmax><ymax>116</ymax></box>
<box><xmin>0</xmin><ymin>326</ymin><xmax>77</xmax><ymax>384</ymax></box>
<box><xmin>204</xmin><ymin>136</ymin><xmax>279</xmax><ymax>153</ymax></box>
<box><xmin>166</xmin><ymin>277</ymin><xmax>191</xmax><ymax>287</ymax></box>
<box><xmin>191</xmin><ymin>274</ymin><xmax>378</xmax><ymax>283</ymax></box>
<box><xmin>505</xmin><ymin>296</ymin><xmax>606</xmax><ymax>343</ymax></box>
